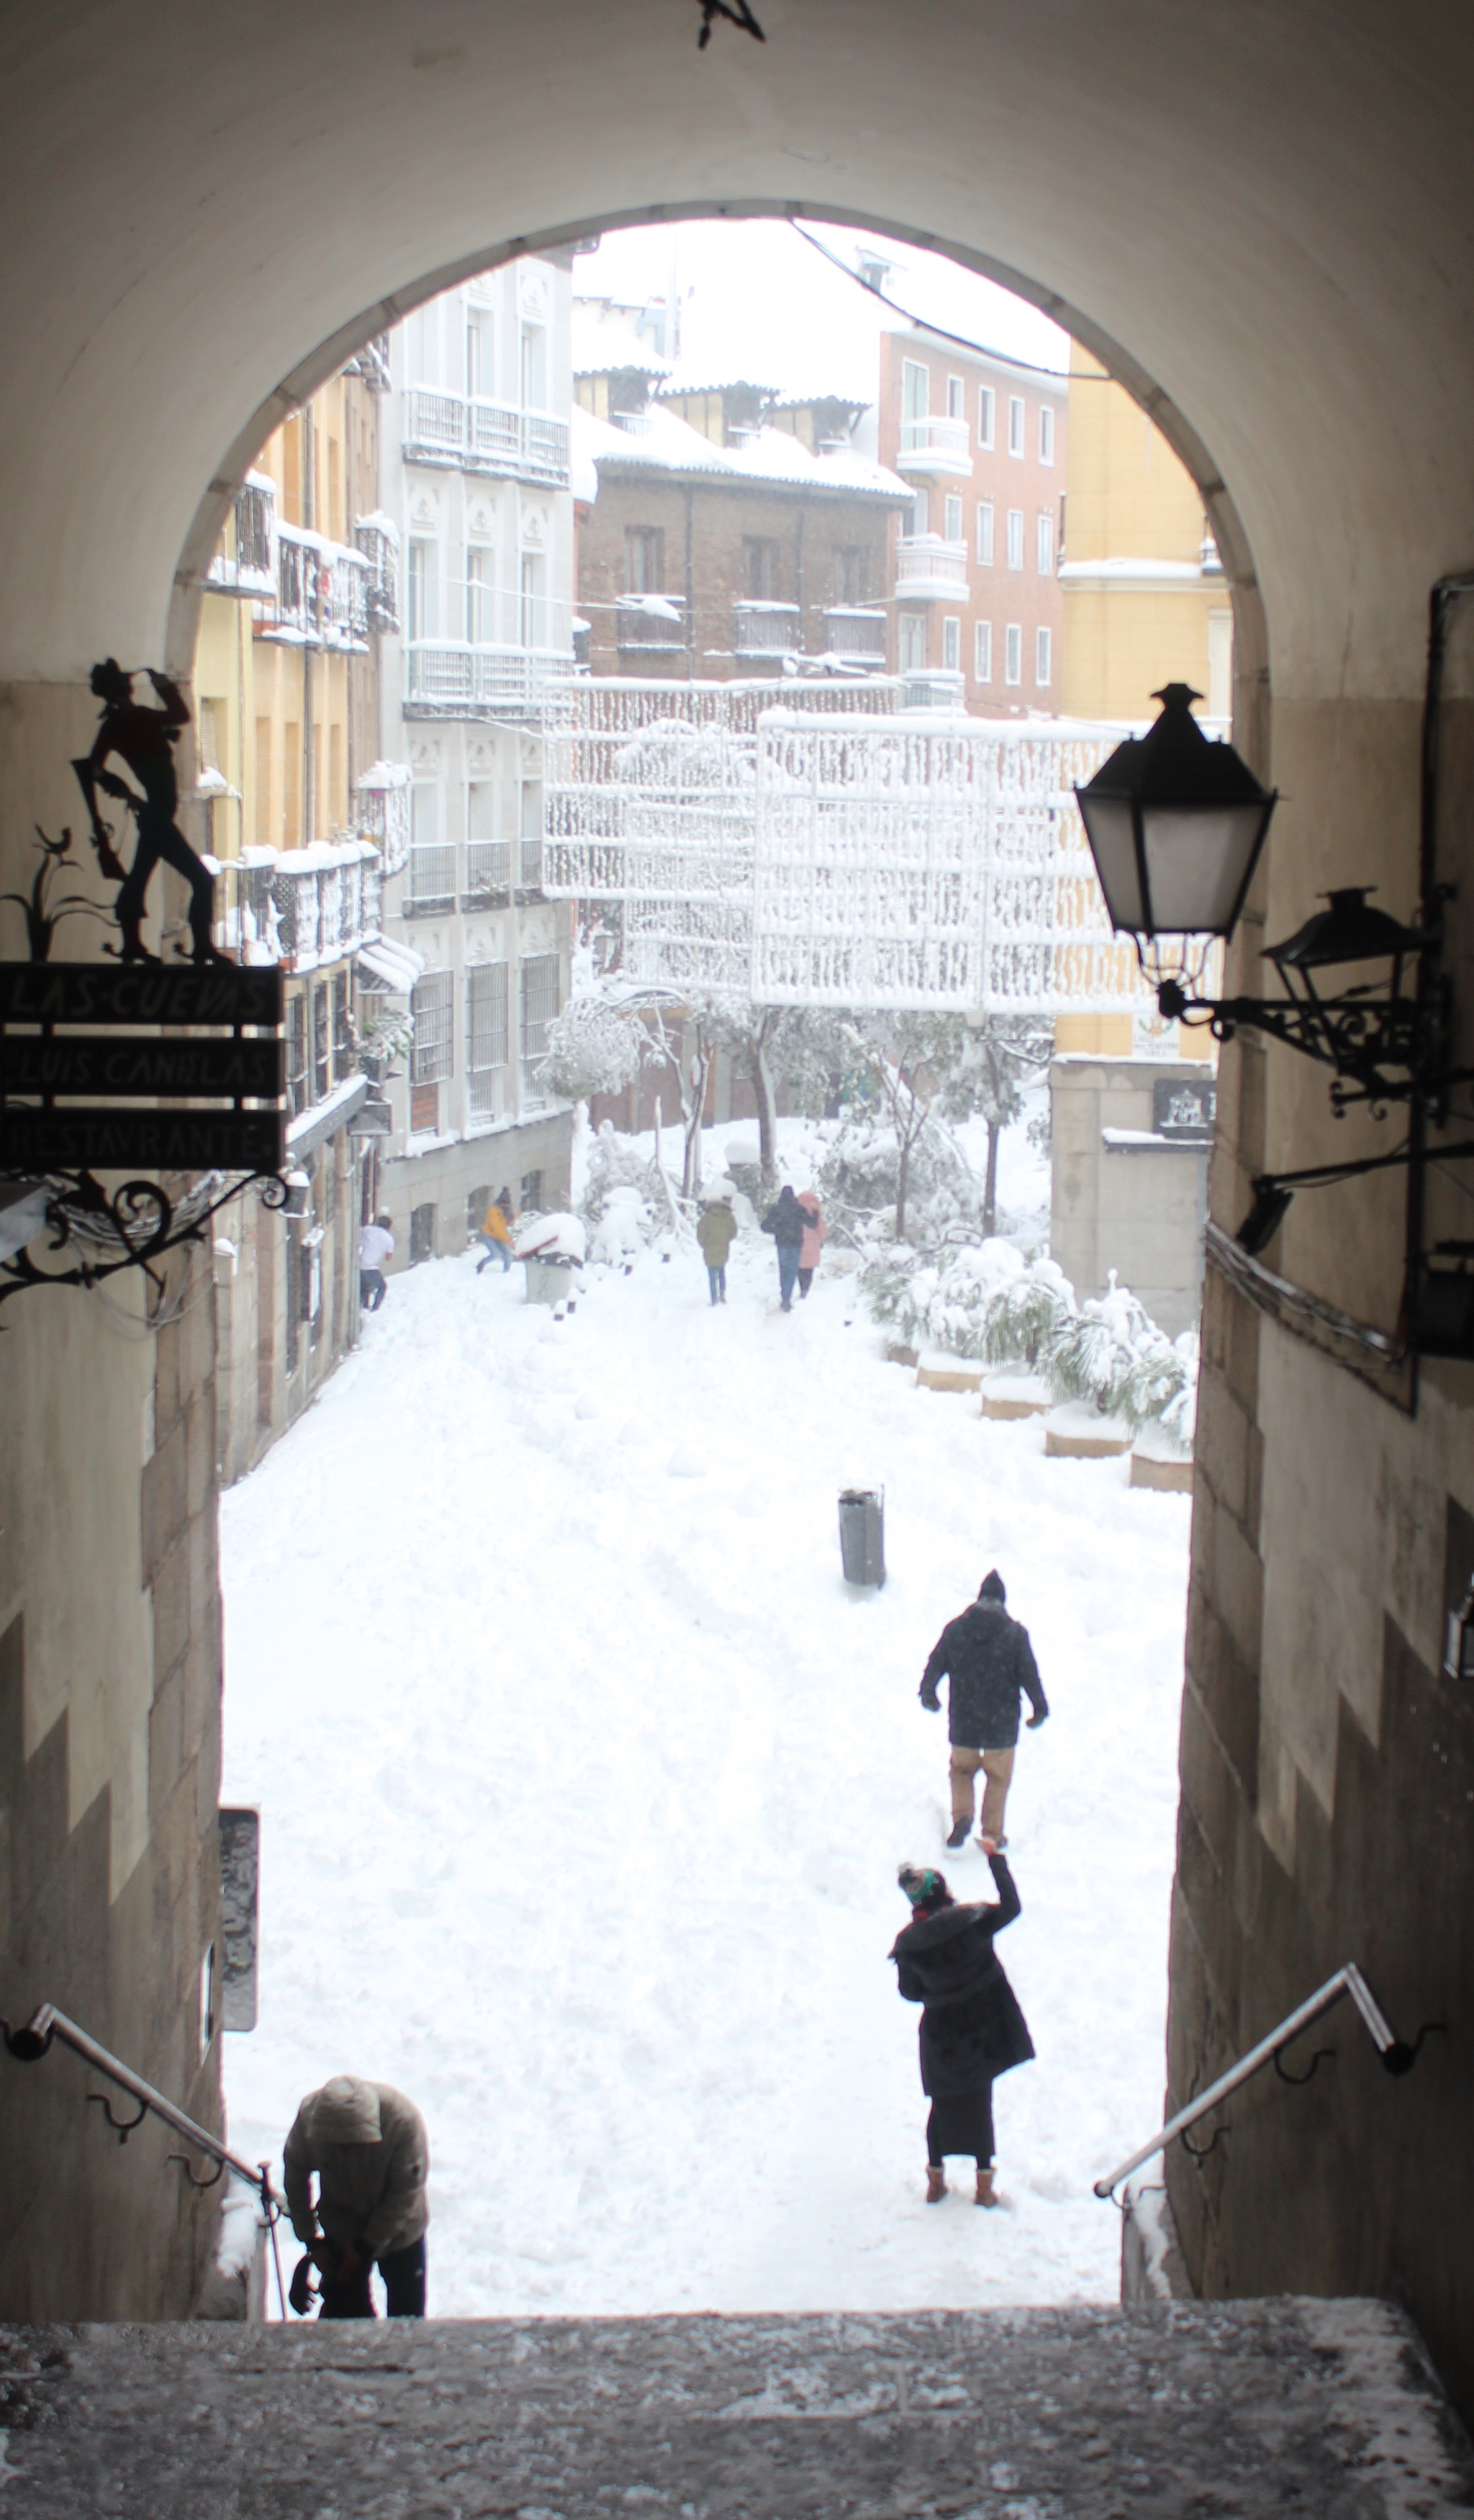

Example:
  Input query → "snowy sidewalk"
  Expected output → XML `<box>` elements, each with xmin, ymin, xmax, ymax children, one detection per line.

<box><xmin>220</xmin><ymin>1228</ymin><xmax>1191</xmax><ymax>2317</ymax></box>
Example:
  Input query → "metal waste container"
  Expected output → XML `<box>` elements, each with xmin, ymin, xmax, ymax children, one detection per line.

<box><xmin>838</xmin><ymin>1486</ymin><xmax>885</xmax><ymax>1587</ymax></box>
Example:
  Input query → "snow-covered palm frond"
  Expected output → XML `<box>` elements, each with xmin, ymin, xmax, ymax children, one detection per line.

<box><xmin>979</xmin><ymin>1258</ymin><xmax>1075</xmax><ymax>1366</ymax></box>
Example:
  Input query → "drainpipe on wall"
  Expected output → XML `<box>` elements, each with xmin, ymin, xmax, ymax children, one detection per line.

<box><xmin>795</xmin><ymin>505</ymin><xmax>805</xmax><ymax>656</ymax></box>
<box><xmin>684</xmin><ymin>487</ymin><xmax>695</xmax><ymax>681</ymax></box>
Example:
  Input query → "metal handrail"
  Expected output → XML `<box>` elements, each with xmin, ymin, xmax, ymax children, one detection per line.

<box><xmin>3</xmin><ymin>2002</ymin><xmax>281</xmax><ymax>2209</ymax></box>
<box><xmin>1094</xmin><ymin>1962</ymin><xmax>1430</xmax><ymax>2200</ymax></box>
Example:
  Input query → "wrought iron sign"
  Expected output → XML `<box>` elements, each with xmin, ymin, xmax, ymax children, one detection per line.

<box><xmin>0</xmin><ymin>663</ymin><xmax>289</xmax><ymax>1309</ymax></box>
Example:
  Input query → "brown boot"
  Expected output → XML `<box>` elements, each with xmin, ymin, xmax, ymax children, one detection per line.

<box><xmin>926</xmin><ymin>2164</ymin><xmax>947</xmax><ymax>2203</ymax></box>
<box><xmin>975</xmin><ymin>2167</ymin><xmax>998</xmax><ymax>2208</ymax></box>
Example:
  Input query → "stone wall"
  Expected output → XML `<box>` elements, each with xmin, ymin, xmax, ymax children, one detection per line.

<box><xmin>1165</xmin><ymin>683</ymin><xmax>1474</xmax><ymax>2422</ymax></box>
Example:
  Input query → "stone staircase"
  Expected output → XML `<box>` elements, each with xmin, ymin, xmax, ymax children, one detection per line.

<box><xmin>1</xmin><ymin>2298</ymin><xmax>1470</xmax><ymax>2518</ymax></box>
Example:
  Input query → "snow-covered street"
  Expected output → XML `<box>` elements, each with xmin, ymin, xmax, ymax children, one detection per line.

<box><xmin>220</xmin><ymin>1204</ymin><xmax>1191</xmax><ymax>2318</ymax></box>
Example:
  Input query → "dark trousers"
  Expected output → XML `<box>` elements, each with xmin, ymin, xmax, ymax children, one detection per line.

<box><xmin>319</xmin><ymin>2234</ymin><xmax>426</xmax><ymax>2319</ymax></box>
<box><xmin>777</xmin><ymin>1246</ymin><xmax>800</xmax><ymax>1307</ymax></box>
<box><xmin>797</xmin><ymin>1266</ymin><xmax>814</xmax><ymax>1297</ymax></box>
<box><xmin>360</xmin><ymin>1269</ymin><xmax>387</xmax><ymax>1312</ymax></box>
<box><xmin>926</xmin><ymin>2088</ymin><xmax>995</xmax><ymax>2167</ymax></box>
<box><xmin>116</xmin><ymin>802</ymin><xmax>217</xmax><ymax>954</ymax></box>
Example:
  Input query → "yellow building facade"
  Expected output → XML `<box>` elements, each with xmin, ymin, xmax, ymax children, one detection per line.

<box><xmin>1057</xmin><ymin>347</ymin><xmax>1226</xmax><ymax>1062</ymax></box>
<box><xmin>193</xmin><ymin>361</ymin><xmax>403</xmax><ymax>1480</ymax></box>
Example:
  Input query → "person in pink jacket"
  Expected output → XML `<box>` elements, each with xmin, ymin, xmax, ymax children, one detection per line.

<box><xmin>795</xmin><ymin>1191</ymin><xmax>828</xmax><ymax>1301</ymax></box>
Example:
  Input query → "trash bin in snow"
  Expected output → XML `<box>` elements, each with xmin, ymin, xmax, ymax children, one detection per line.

<box><xmin>517</xmin><ymin>1213</ymin><xmax>586</xmax><ymax>1307</ymax></box>
<box><xmin>838</xmin><ymin>1487</ymin><xmax>885</xmax><ymax>1587</ymax></box>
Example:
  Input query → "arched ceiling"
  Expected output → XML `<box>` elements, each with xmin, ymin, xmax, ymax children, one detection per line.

<box><xmin>1</xmin><ymin>1</ymin><xmax>1470</xmax><ymax>700</ymax></box>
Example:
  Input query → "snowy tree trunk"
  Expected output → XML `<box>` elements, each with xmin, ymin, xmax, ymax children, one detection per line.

<box><xmin>681</xmin><ymin>1035</ymin><xmax>717</xmax><ymax>1202</ymax></box>
<box><xmin>752</xmin><ymin>1019</ymin><xmax>779</xmax><ymax>1194</ymax></box>
<box><xmin>983</xmin><ymin>1119</ymin><xmax>1001</xmax><ymax>1237</ymax></box>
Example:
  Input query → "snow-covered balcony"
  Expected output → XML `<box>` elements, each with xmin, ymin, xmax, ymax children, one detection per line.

<box><xmin>900</xmin><ymin>666</ymin><xmax>968</xmax><ymax>712</ymax></box>
<box><xmin>207</xmin><ymin>473</ymin><xmax>277</xmax><ymax>598</ymax></box>
<box><xmin>615</xmin><ymin>594</ymin><xmax>687</xmax><ymax>653</ymax></box>
<box><xmin>895</xmin><ymin>534</ymin><xmax>969</xmax><ymax>601</ymax></box>
<box><xmin>895</xmin><ymin>415</ymin><xmax>974</xmax><ymax>478</ymax></box>
<box><xmin>354</xmin><ymin>513</ymin><xmax>399</xmax><ymax>632</ymax></box>
<box><xmin>734</xmin><ymin>601</ymin><xmax>801</xmax><ymax>662</ymax></box>
<box><xmin>464</xmin><ymin>839</ymin><xmax>514</xmax><ymax>902</ymax></box>
<box><xmin>260</xmin><ymin>526</ymin><xmax>370</xmax><ymax>651</ymax></box>
<box><xmin>402</xmin><ymin>387</ymin><xmax>571</xmax><ymax>488</ymax></box>
<box><xmin>356</xmin><ymin>762</ymin><xmax>410</xmax><ymax>876</ymax></box>
<box><xmin>271</xmin><ymin>838</ymin><xmax>383</xmax><ymax>974</ymax></box>
<box><xmin>212</xmin><ymin>851</ymin><xmax>281</xmax><ymax>962</ymax></box>
<box><xmin>822</xmin><ymin>607</ymin><xmax>889</xmax><ymax>667</ymax></box>
<box><xmin>402</xmin><ymin>643</ymin><xmax>576</xmax><ymax>717</ymax></box>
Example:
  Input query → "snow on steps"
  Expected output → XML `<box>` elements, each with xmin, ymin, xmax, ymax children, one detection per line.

<box><xmin>1</xmin><ymin>2299</ymin><xmax>1470</xmax><ymax>2516</ymax></box>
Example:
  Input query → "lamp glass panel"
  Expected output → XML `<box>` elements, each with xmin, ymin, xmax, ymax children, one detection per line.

<box><xmin>1139</xmin><ymin>802</ymin><xmax>1265</xmax><ymax>935</ymax></box>
<box><xmin>1078</xmin><ymin>794</ymin><xmax>1144</xmax><ymax>931</ymax></box>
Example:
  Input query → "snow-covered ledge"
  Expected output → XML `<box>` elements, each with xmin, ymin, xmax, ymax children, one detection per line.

<box><xmin>1121</xmin><ymin>2174</ymin><xmax>1195</xmax><ymax>2303</ymax></box>
<box><xmin>286</xmin><ymin>1071</ymin><xmax>368</xmax><ymax>1160</ymax></box>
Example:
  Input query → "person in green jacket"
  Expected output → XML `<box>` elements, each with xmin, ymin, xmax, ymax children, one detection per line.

<box><xmin>697</xmin><ymin>1195</ymin><xmax>738</xmax><ymax>1305</ymax></box>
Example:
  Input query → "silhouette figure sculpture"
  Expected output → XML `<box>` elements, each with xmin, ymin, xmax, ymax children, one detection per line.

<box><xmin>73</xmin><ymin>659</ymin><xmax>222</xmax><ymax>963</ymax></box>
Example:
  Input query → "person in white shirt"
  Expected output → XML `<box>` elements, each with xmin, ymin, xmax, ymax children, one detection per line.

<box><xmin>359</xmin><ymin>1213</ymin><xmax>394</xmax><ymax>1312</ymax></box>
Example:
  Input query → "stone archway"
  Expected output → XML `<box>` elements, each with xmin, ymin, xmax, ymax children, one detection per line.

<box><xmin>0</xmin><ymin>0</ymin><xmax>1470</xmax><ymax>2412</ymax></box>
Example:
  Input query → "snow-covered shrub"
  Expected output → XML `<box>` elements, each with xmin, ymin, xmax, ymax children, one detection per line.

<box><xmin>579</xmin><ymin>1120</ymin><xmax>672</xmax><ymax>1257</ymax></box>
<box><xmin>976</xmin><ymin>1256</ymin><xmax>1075</xmax><ymax>1366</ymax></box>
<box><xmin>820</xmin><ymin>1114</ymin><xmax>982</xmax><ymax>1246</ymax></box>
<box><xmin>862</xmin><ymin>1240</ymin><xmax>1195</xmax><ymax>1440</ymax></box>
<box><xmin>1041</xmin><ymin>1272</ymin><xmax>1189</xmax><ymax>1431</ymax></box>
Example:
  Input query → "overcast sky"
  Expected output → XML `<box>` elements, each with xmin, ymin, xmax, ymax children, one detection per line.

<box><xmin>572</xmin><ymin>218</ymin><xmax>1071</xmax><ymax>407</ymax></box>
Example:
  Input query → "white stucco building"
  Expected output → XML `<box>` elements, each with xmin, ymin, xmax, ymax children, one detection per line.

<box><xmin>375</xmin><ymin>255</ymin><xmax>579</xmax><ymax>1259</ymax></box>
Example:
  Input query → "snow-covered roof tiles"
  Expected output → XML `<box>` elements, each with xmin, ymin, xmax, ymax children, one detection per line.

<box><xmin>571</xmin><ymin>299</ymin><xmax>674</xmax><ymax>381</ymax></box>
<box><xmin>571</xmin><ymin>400</ymin><xmax>908</xmax><ymax>504</ymax></box>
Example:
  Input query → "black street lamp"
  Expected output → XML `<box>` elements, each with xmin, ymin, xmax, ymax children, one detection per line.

<box><xmin>1075</xmin><ymin>681</ymin><xmax>1277</xmax><ymax>943</ymax></box>
<box><xmin>1075</xmin><ymin>681</ymin><xmax>1470</xmax><ymax>1279</ymax></box>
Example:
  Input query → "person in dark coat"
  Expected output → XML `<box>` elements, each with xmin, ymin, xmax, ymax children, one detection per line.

<box><xmin>921</xmin><ymin>1568</ymin><xmax>1047</xmax><ymax>1851</ymax></box>
<box><xmin>760</xmin><ymin>1184</ymin><xmax>808</xmax><ymax>1312</ymax></box>
<box><xmin>890</xmin><ymin>1848</ymin><xmax>1034</xmax><ymax>2206</ymax></box>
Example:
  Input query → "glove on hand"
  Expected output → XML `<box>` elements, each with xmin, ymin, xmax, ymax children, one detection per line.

<box><xmin>1026</xmin><ymin>1710</ymin><xmax>1047</xmax><ymax>1728</ymax></box>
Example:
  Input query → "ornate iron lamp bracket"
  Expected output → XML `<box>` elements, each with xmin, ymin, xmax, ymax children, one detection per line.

<box><xmin>0</xmin><ymin>1169</ymin><xmax>290</xmax><ymax>1311</ymax></box>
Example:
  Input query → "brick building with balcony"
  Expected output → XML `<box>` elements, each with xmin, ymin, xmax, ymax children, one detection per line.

<box><xmin>572</xmin><ymin>316</ymin><xmax>910</xmax><ymax>681</ymax></box>
<box><xmin>877</xmin><ymin>325</ymin><xmax>1067</xmax><ymax>715</ymax></box>
<box><xmin>372</xmin><ymin>258</ymin><xmax>579</xmax><ymax>1269</ymax></box>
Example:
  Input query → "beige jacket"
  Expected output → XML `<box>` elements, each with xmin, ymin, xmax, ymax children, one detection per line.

<box><xmin>283</xmin><ymin>2077</ymin><xmax>430</xmax><ymax>2258</ymax></box>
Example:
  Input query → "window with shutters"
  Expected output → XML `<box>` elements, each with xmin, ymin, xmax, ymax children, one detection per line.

<box><xmin>286</xmin><ymin>992</ymin><xmax>307</xmax><ymax>1118</ymax></box>
<box><xmin>1008</xmin><ymin>396</ymin><xmax>1026</xmax><ymax>457</ymax></box>
<box><xmin>941</xmin><ymin>616</ymin><xmax>961</xmax><ymax>672</ymax></box>
<box><xmin>312</xmin><ymin>983</ymin><xmax>330</xmax><ymax>1105</ymax></box>
<box><xmin>943</xmin><ymin>494</ymin><xmax>963</xmax><ymax>543</ymax></box>
<box><xmin>466</xmin><ymin>962</ymin><xmax>509</xmax><ymax>1118</ymax></box>
<box><xmin>1035</xmin><ymin>625</ymin><xmax>1052</xmax><ymax>688</ymax></box>
<box><xmin>1036</xmin><ymin>511</ymin><xmax>1054</xmax><ymax>575</ymax></box>
<box><xmin>411</xmin><ymin>970</ymin><xmax>453</xmax><ymax>1087</ymax></box>
<box><xmin>1039</xmin><ymin>404</ymin><xmax>1056</xmax><ymax>465</ymax></box>
<box><xmin>520</xmin><ymin>953</ymin><xmax>561</xmax><ymax>1102</ymax></box>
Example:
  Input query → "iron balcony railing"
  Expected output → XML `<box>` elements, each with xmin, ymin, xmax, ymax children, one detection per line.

<box><xmin>616</xmin><ymin>597</ymin><xmax>687</xmax><ymax>652</ymax></box>
<box><xmin>733</xmin><ymin>601</ymin><xmax>801</xmax><ymax>658</ymax></box>
<box><xmin>402</xmin><ymin>642</ymin><xmax>577</xmax><ymax>717</ymax></box>
<box><xmin>465</xmin><ymin>839</ymin><xmax>514</xmax><ymax>900</ymax></box>
<box><xmin>1093</xmin><ymin>1962</ymin><xmax>1442</xmax><ymax>2201</ymax></box>
<box><xmin>207</xmin><ymin>476</ymin><xmax>276</xmax><ymax>598</ymax></box>
<box><xmin>402</xmin><ymin>387</ymin><xmax>571</xmax><ymax>487</ymax></box>
<box><xmin>823</xmin><ymin>607</ymin><xmax>888</xmax><ymax>665</ymax></box>
<box><xmin>271</xmin><ymin>839</ymin><xmax>383</xmax><ymax>974</ymax></box>
<box><xmin>261</xmin><ymin>525</ymin><xmax>371</xmax><ymax>651</ymax></box>
<box><xmin>403</xmin><ymin>843</ymin><xmax>458</xmax><ymax>915</ymax></box>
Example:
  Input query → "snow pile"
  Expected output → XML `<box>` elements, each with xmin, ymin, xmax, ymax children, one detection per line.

<box><xmin>220</xmin><ymin>1155</ymin><xmax>1191</xmax><ymax>2321</ymax></box>
<box><xmin>579</xmin><ymin>1119</ymin><xmax>677</xmax><ymax>1258</ymax></box>
<box><xmin>864</xmin><ymin>1248</ymin><xmax>1197</xmax><ymax>1446</ymax></box>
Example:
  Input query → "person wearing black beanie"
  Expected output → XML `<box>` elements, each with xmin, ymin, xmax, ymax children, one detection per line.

<box><xmin>919</xmin><ymin>1567</ymin><xmax>1049</xmax><ymax>1851</ymax></box>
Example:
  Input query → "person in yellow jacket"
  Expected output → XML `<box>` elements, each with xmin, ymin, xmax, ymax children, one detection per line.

<box><xmin>476</xmin><ymin>1184</ymin><xmax>516</xmax><ymax>1274</ymax></box>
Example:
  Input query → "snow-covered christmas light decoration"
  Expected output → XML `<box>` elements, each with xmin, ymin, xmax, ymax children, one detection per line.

<box><xmin>544</xmin><ymin>681</ymin><xmax>1195</xmax><ymax>1016</ymax></box>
